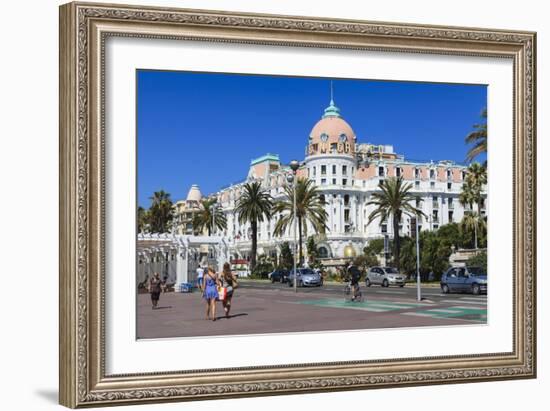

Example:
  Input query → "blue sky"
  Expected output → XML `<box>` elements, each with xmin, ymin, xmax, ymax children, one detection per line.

<box><xmin>137</xmin><ymin>70</ymin><xmax>486</xmax><ymax>208</ymax></box>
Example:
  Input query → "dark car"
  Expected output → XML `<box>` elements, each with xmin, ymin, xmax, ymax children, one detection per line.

<box><xmin>268</xmin><ymin>269</ymin><xmax>290</xmax><ymax>283</ymax></box>
<box><xmin>287</xmin><ymin>268</ymin><xmax>323</xmax><ymax>287</ymax></box>
<box><xmin>440</xmin><ymin>266</ymin><xmax>487</xmax><ymax>295</ymax></box>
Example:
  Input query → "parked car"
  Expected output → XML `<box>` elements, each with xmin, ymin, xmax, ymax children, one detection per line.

<box><xmin>365</xmin><ymin>267</ymin><xmax>406</xmax><ymax>287</ymax></box>
<box><xmin>268</xmin><ymin>269</ymin><xmax>290</xmax><ymax>283</ymax></box>
<box><xmin>287</xmin><ymin>268</ymin><xmax>323</xmax><ymax>287</ymax></box>
<box><xmin>440</xmin><ymin>266</ymin><xmax>487</xmax><ymax>295</ymax></box>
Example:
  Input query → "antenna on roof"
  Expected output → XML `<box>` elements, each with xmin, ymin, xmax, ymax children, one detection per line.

<box><xmin>330</xmin><ymin>80</ymin><xmax>334</xmax><ymax>105</ymax></box>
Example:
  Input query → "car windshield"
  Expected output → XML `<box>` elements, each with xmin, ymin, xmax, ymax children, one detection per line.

<box><xmin>299</xmin><ymin>269</ymin><xmax>315</xmax><ymax>275</ymax></box>
<box><xmin>384</xmin><ymin>267</ymin><xmax>399</xmax><ymax>274</ymax></box>
<box><xmin>468</xmin><ymin>267</ymin><xmax>486</xmax><ymax>276</ymax></box>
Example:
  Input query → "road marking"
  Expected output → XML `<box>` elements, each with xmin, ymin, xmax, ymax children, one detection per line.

<box><xmin>374</xmin><ymin>290</ymin><xmax>407</xmax><ymax>295</ymax></box>
<box><xmin>402</xmin><ymin>312</ymin><xmax>433</xmax><ymax>317</ymax></box>
<box><xmin>460</xmin><ymin>297</ymin><xmax>487</xmax><ymax>301</ymax></box>
<box><xmin>441</xmin><ymin>299</ymin><xmax>487</xmax><ymax>306</ymax></box>
<box><xmin>427</xmin><ymin>309</ymin><xmax>464</xmax><ymax>314</ymax></box>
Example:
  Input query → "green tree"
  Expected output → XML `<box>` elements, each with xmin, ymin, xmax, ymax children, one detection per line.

<box><xmin>137</xmin><ymin>206</ymin><xmax>149</xmax><ymax>233</ymax></box>
<box><xmin>251</xmin><ymin>254</ymin><xmax>275</xmax><ymax>279</ymax></box>
<box><xmin>148</xmin><ymin>190</ymin><xmax>174</xmax><ymax>233</ymax></box>
<box><xmin>273</xmin><ymin>178</ymin><xmax>328</xmax><ymax>266</ymax></box>
<box><xmin>460</xmin><ymin>212</ymin><xmax>486</xmax><ymax>249</ymax></box>
<box><xmin>419</xmin><ymin>230</ymin><xmax>452</xmax><ymax>280</ymax></box>
<box><xmin>465</xmin><ymin>162</ymin><xmax>487</xmax><ymax>213</ymax></box>
<box><xmin>399</xmin><ymin>236</ymin><xmax>417</xmax><ymax>276</ymax></box>
<box><xmin>465</xmin><ymin>108</ymin><xmax>487</xmax><ymax>165</ymax></box>
<box><xmin>192</xmin><ymin>198</ymin><xmax>227</xmax><ymax>236</ymax></box>
<box><xmin>235</xmin><ymin>182</ymin><xmax>273</xmax><ymax>271</ymax></box>
<box><xmin>466</xmin><ymin>250</ymin><xmax>487</xmax><ymax>272</ymax></box>
<box><xmin>366</xmin><ymin>177</ymin><xmax>424</xmax><ymax>270</ymax></box>
<box><xmin>278</xmin><ymin>242</ymin><xmax>294</xmax><ymax>270</ymax></box>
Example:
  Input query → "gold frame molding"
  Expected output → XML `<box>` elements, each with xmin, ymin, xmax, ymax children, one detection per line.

<box><xmin>59</xmin><ymin>1</ymin><xmax>537</xmax><ymax>408</ymax></box>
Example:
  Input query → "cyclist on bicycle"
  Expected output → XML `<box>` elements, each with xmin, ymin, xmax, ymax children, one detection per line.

<box><xmin>347</xmin><ymin>261</ymin><xmax>362</xmax><ymax>301</ymax></box>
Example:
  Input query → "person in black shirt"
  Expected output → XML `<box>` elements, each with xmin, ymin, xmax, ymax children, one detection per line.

<box><xmin>347</xmin><ymin>261</ymin><xmax>362</xmax><ymax>301</ymax></box>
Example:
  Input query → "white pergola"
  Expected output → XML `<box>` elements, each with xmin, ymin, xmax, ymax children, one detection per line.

<box><xmin>137</xmin><ymin>233</ymin><xmax>230</xmax><ymax>290</ymax></box>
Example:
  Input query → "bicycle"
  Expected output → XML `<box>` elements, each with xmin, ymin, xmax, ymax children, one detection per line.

<box><xmin>343</xmin><ymin>280</ymin><xmax>364</xmax><ymax>302</ymax></box>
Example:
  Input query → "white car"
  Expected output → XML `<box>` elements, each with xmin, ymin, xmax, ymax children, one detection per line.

<box><xmin>365</xmin><ymin>266</ymin><xmax>406</xmax><ymax>287</ymax></box>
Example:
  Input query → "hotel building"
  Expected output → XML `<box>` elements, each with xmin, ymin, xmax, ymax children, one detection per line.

<box><xmin>175</xmin><ymin>97</ymin><xmax>486</xmax><ymax>266</ymax></box>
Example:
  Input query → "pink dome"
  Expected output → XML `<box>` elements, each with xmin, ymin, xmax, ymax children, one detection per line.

<box><xmin>308</xmin><ymin>116</ymin><xmax>356</xmax><ymax>156</ymax></box>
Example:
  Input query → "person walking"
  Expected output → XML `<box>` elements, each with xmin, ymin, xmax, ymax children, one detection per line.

<box><xmin>220</xmin><ymin>262</ymin><xmax>238</xmax><ymax>318</ymax></box>
<box><xmin>196</xmin><ymin>264</ymin><xmax>205</xmax><ymax>291</ymax></box>
<box><xmin>148</xmin><ymin>272</ymin><xmax>164</xmax><ymax>309</ymax></box>
<box><xmin>202</xmin><ymin>266</ymin><xmax>220</xmax><ymax>321</ymax></box>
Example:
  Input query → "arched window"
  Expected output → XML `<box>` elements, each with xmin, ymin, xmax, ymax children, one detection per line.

<box><xmin>318</xmin><ymin>246</ymin><xmax>329</xmax><ymax>258</ymax></box>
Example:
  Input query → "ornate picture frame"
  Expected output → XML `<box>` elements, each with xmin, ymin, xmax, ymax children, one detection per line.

<box><xmin>59</xmin><ymin>1</ymin><xmax>536</xmax><ymax>408</ymax></box>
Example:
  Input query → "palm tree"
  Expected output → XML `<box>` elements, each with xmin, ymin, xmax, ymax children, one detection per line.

<box><xmin>148</xmin><ymin>190</ymin><xmax>174</xmax><ymax>233</ymax></box>
<box><xmin>465</xmin><ymin>108</ymin><xmax>487</xmax><ymax>165</ymax></box>
<box><xmin>137</xmin><ymin>206</ymin><xmax>149</xmax><ymax>233</ymax></box>
<box><xmin>192</xmin><ymin>198</ymin><xmax>227</xmax><ymax>235</ymax></box>
<box><xmin>235</xmin><ymin>182</ymin><xmax>273</xmax><ymax>271</ymax></box>
<box><xmin>460</xmin><ymin>212</ymin><xmax>486</xmax><ymax>249</ymax></box>
<box><xmin>273</xmin><ymin>178</ymin><xmax>328</xmax><ymax>266</ymax></box>
<box><xmin>366</xmin><ymin>177</ymin><xmax>424</xmax><ymax>270</ymax></box>
<box><xmin>464</xmin><ymin>162</ymin><xmax>487</xmax><ymax>212</ymax></box>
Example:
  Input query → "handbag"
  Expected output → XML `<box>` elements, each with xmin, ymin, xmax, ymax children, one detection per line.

<box><xmin>217</xmin><ymin>286</ymin><xmax>226</xmax><ymax>301</ymax></box>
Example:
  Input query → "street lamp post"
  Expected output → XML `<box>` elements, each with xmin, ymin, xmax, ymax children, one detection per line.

<box><xmin>289</xmin><ymin>160</ymin><xmax>300</xmax><ymax>293</ymax></box>
<box><xmin>414</xmin><ymin>213</ymin><xmax>421</xmax><ymax>302</ymax></box>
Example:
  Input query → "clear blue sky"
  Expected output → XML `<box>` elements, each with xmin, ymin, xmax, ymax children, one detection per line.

<box><xmin>137</xmin><ymin>70</ymin><xmax>486</xmax><ymax>208</ymax></box>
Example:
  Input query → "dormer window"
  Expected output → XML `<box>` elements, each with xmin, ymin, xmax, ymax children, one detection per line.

<box><xmin>320</xmin><ymin>133</ymin><xmax>329</xmax><ymax>142</ymax></box>
<box><xmin>339</xmin><ymin>133</ymin><xmax>348</xmax><ymax>142</ymax></box>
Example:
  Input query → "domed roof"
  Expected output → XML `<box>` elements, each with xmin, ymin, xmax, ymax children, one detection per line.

<box><xmin>186</xmin><ymin>184</ymin><xmax>202</xmax><ymax>202</ymax></box>
<box><xmin>308</xmin><ymin>99</ymin><xmax>356</xmax><ymax>156</ymax></box>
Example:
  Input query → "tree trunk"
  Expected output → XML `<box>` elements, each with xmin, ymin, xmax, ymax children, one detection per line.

<box><xmin>393</xmin><ymin>213</ymin><xmax>401</xmax><ymax>270</ymax></box>
<box><xmin>298</xmin><ymin>215</ymin><xmax>303</xmax><ymax>267</ymax></box>
<box><xmin>250</xmin><ymin>220</ymin><xmax>257</xmax><ymax>271</ymax></box>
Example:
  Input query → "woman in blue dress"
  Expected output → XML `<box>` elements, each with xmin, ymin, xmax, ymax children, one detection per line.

<box><xmin>202</xmin><ymin>266</ymin><xmax>220</xmax><ymax>321</ymax></box>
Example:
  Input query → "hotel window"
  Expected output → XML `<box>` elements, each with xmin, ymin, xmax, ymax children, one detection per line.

<box><xmin>416</xmin><ymin>197</ymin><xmax>421</xmax><ymax>208</ymax></box>
<box><xmin>447</xmin><ymin>169</ymin><xmax>452</xmax><ymax>180</ymax></box>
<box><xmin>344</xmin><ymin>209</ymin><xmax>350</xmax><ymax>222</ymax></box>
<box><xmin>378</xmin><ymin>166</ymin><xmax>385</xmax><ymax>177</ymax></box>
<box><xmin>319</xmin><ymin>194</ymin><xmax>326</xmax><ymax>204</ymax></box>
<box><xmin>432</xmin><ymin>210</ymin><xmax>439</xmax><ymax>222</ymax></box>
<box><xmin>432</xmin><ymin>196</ymin><xmax>438</xmax><ymax>208</ymax></box>
<box><xmin>415</xmin><ymin>168</ymin><xmax>420</xmax><ymax>179</ymax></box>
<box><xmin>342</xmin><ymin>165</ymin><xmax>348</xmax><ymax>175</ymax></box>
<box><xmin>321</xmin><ymin>178</ymin><xmax>327</xmax><ymax>185</ymax></box>
<box><xmin>447</xmin><ymin>182</ymin><xmax>452</xmax><ymax>190</ymax></box>
<box><xmin>448</xmin><ymin>197</ymin><xmax>454</xmax><ymax>209</ymax></box>
<box><xmin>448</xmin><ymin>211</ymin><xmax>454</xmax><ymax>222</ymax></box>
<box><xmin>344</xmin><ymin>194</ymin><xmax>350</xmax><ymax>206</ymax></box>
<box><xmin>313</xmin><ymin>166</ymin><xmax>316</xmax><ymax>176</ymax></box>
<box><xmin>332</xmin><ymin>178</ymin><xmax>337</xmax><ymax>185</ymax></box>
<box><xmin>321</xmin><ymin>165</ymin><xmax>326</xmax><ymax>175</ymax></box>
<box><xmin>430</xmin><ymin>169</ymin><xmax>436</xmax><ymax>179</ymax></box>
<box><xmin>430</xmin><ymin>181</ymin><xmax>435</xmax><ymax>188</ymax></box>
<box><xmin>342</xmin><ymin>178</ymin><xmax>347</xmax><ymax>186</ymax></box>
<box><xmin>462</xmin><ymin>170</ymin><xmax>467</xmax><ymax>180</ymax></box>
<box><xmin>363</xmin><ymin>180</ymin><xmax>366</xmax><ymax>187</ymax></box>
<box><xmin>415</xmin><ymin>180</ymin><xmax>420</xmax><ymax>187</ymax></box>
<box><xmin>332</xmin><ymin>164</ymin><xmax>337</xmax><ymax>174</ymax></box>
<box><xmin>381</xmin><ymin>224</ymin><xmax>387</xmax><ymax>233</ymax></box>
<box><xmin>352</xmin><ymin>167</ymin><xmax>355</xmax><ymax>175</ymax></box>
<box><xmin>396</xmin><ymin>167</ymin><xmax>401</xmax><ymax>177</ymax></box>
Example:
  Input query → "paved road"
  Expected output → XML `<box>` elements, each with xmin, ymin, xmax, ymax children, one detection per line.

<box><xmin>137</xmin><ymin>281</ymin><xmax>487</xmax><ymax>339</ymax></box>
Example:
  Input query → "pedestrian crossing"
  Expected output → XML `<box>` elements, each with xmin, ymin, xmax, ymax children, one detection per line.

<box><xmin>297</xmin><ymin>295</ymin><xmax>487</xmax><ymax>323</ymax></box>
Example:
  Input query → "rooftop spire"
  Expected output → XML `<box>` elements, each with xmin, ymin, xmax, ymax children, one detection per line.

<box><xmin>322</xmin><ymin>80</ymin><xmax>341</xmax><ymax>118</ymax></box>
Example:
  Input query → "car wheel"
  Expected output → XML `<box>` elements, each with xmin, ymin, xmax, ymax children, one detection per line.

<box><xmin>299</xmin><ymin>280</ymin><xmax>303</xmax><ymax>288</ymax></box>
<box><xmin>442</xmin><ymin>284</ymin><xmax>450</xmax><ymax>294</ymax></box>
<box><xmin>472</xmin><ymin>283</ymin><xmax>481</xmax><ymax>295</ymax></box>
<box><xmin>271</xmin><ymin>277</ymin><xmax>276</xmax><ymax>283</ymax></box>
<box><xmin>366</xmin><ymin>279</ymin><xmax>371</xmax><ymax>287</ymax></box>
<box><xmin>399</xmin><ymin>284</ymin><xmax>405</xmax><ymax>288</ymax></box>
<box><xmin>382</xmin><ymin>279</ymin><xmax>389</xmax><ymax>288</ymax></box>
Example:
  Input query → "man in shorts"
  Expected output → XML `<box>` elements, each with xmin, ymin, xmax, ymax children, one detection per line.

<box><xmin>196</xmin><ymin>264</ymin><xmax>205</xmax><ymax>291</ymax></box>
